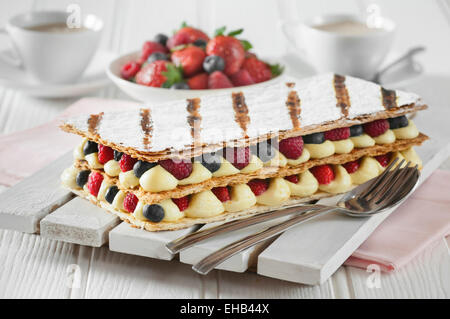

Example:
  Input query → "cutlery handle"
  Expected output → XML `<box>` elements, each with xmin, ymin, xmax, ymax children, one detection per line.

<box><xmin>192</xmin><ymin>207</ymin><xmax>333</xmax><ymax>275</ymax></box>
<box><xmin>166</xmin><ymin>204</ymin><xmax>322</xmax><ymax>254</ymax></box>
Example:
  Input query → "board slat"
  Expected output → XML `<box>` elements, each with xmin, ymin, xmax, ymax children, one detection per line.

<box><xmin>40</xmin><ymin>197</ymin><xmax>120</xmax><ymax>247</ymax></box>
<box><xmin>0</xmin><ymin>152</ymin><xmax>74</xmax><ymax>233</ymax></box>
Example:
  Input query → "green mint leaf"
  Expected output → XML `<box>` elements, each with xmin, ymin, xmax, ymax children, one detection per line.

<box><xmin>214</xmin><ymin>26</ymin><xmax>226</xmax><ymax>37</ymax></box>
<box><xmin>269</xmin><ymin>63</ymin><xmax>285</xmax><ymax>77</ymax></box>
<box><xmin>227</xmin><ymin>28</ymin><xmax>244</xmax><ymax>37</ymax></box>
<box><xmin>170</xmin><ymin>44</ymin><xmax>187</xmax><ymax>52</ymax></box>
<box><xmin>162</xmin><ymin>64</ymin><xmax>184</xmax><ymax>88</ymax></box>
<box><xmin>240</xmin><ymin>39</ymin><xmax>253</xmax><ymax>51</ymax></box>
<box><xmin>180</xmin><ymin>21</ymin><xmax>188</xmax><ymax>29</ymax></box>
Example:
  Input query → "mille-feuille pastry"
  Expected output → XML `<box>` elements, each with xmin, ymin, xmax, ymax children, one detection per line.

<box><xmin>60</xmin><ymin>73</ymin><xmax>428</xmax><ymax>231</ymax></box>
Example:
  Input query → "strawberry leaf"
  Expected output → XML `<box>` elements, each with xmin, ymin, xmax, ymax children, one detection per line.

<box><xmin>170</xmin><ymin>44</ymin><xmax>188</xmax><ymax>52</ymax></box>
<box><xmin>214</xmin><ymin>26</ymin><xmax>226</xmax><ymax>37</ymax></box>
<box><xmin>180</xmin><ymin>21</ymin><xmax>188</xmax><ymax>29</ymax></box>
<box><xmin>227</xmin><ymin>28</ymin><xmax>244</xmax><ymax>37</ymax></box>
<box><xmin>240</xmin><ymin>39</ymin><xmax>253</xmax><ymax>51</ymax></box>
<box><xmin>269</xmin><ymin>63</ymin><xmax>284</xmax><ymax>77</ymax></box>
<box><xmin>162</xmin><ymin>64</ymin><xmax>184</xmax><ymax>88</ymax></box>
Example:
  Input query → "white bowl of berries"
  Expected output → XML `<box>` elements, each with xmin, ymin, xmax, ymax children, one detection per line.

<box><xmin>107</xmin><ymin>24</ymin><xmax>285</xmax><ymax>102</ymax></box>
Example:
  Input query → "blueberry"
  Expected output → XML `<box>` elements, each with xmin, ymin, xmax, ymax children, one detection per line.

<box><xmin>197</xmin><ymin>152</ymin><xmax>222</xmax><ymax>173</ymax></box>
<box><xmin>114</xmin><ymin>150</ymin><xmax>123</xmax><ymax>161</ymax></box>
<box><xmin>153</xmin><ymin>33</ymin><xmax>168</xmax><ymax>46</ymax></box>
<box><xmin>193</xmin><ymin>39</ymin><xmax>207</xmax><ymax>49</ymax></box>
<box><xmin>143</xmin><ymin>204</ymin><xmax>165</xmax><ymax>223</ymax></box>
<box><xmin>104</xmin><ymin>186</ymin><xmax>119</xmax><ymax>204</ymax></box>
<box><xmin>147</xmin><ymin>52</ymin><xmax>168</xmax><ymax>64</ymax></box>
<box><xmin>250</xmin><ymin>140</ymin><xmax>276</xmax><ymax>162</ymax></box>
<box><xmin>349</xmin><ymin>125</ymin><xmax>363</xmax><ymax>137</ymax></box>
<box><xmin>83</xmin><ymin>141</ymin><xmax>98</xmax><ymax>155</ymax></box>
<box><xmin>388</xmin><ymin>116</ymin><xmax>409</xmax><ymax>129</ymax></box>
<box><xmin>133</xmin><ymin>160</ymin><xmax>157</xmax><ymax>178</ymax></box>
<box><xmin>76</xmin><ymin>170</ymin><xmax>90</xmax><ymax>188</ymax></box>
<box><xmin>303</xmin><ymin>132</ymin><xmax>325</xmax><ymax>144</ymax></box>
<box><xmin>171</xmin><ymin>82</ymin><xmax>190</xmax><ymax>90</ymax></box>
<box><xmin>203</xmin><ymin>55</ymin><xmax>225</xmax><ymax>74</ymax></box>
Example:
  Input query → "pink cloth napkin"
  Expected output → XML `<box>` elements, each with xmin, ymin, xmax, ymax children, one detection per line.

<box><xmin>0</xmin><ymin>98</ymin><xmax>139</xmax><ymax>186</ymax></box>
<box><xmin>0</xmin><ymin>97</ymin><xmax>449</xmax><ymax>273</ymax></box>
<box><xmin>345</xmin><ymin>170</ymin><xmax>450</xmax><ymax>272</ymax></box>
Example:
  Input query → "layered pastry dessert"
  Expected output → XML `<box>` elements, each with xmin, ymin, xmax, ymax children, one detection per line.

<box><xmin>60</xmin><ymin>73</ymin><xmax>428</xmax><ymax>231</ymax></box>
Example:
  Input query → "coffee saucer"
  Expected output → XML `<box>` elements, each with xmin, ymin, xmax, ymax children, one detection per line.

<box><xmin>0</xmin><ymin>49</ymin><xmax>115</xmax><ymax>98</ymax></box>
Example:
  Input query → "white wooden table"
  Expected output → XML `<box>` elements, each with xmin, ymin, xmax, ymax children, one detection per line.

<box><xmin>0</xmin><ymin>0</ymin><xmax>449</xmax><ymax>298</ymax></box>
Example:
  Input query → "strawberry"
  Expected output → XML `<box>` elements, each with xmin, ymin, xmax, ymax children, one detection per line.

<box><xmin>211</xmin><ymin>187</ymin><xmax>231</xmax><ymax>202</ymax></box>
<box><xmin>242</xmin><ymin>57</ymin><xmax>271</xmax><ymax>83</ymax></box>
<box><xmin>375</xmin><ymin>154</ymin><xmax>391</xmax><ymax>167</ymax></box>
<box><xmin>171</xmin><ymin>46</ymin><xmax>206</xmax><ymax>77</ymax></box>
<box><xmin>223</xmin><ymin>147</ymin><xmax>250</xmax><ymax>170</ymax></box>
<box><xmin>230</xmin><ymin>69</ymin><xmax>254</xmax><ymax>87</ymax></box>
<box><xmin>187</xmin><ymin>73</ymin><xmax>208</xmax><ymax>90</ymax></box>
<box><xmin>97</xmin><ymin>145</ymin><xmax>114</xmax><ymax>164</ymax></box>
<box><xmin>159</xmin><ymin>158</ymin><xmax>193</xmax><ymax>180</ymax></box>
<box><xmin>206</xmin><ymin>35</ymin><xmax>245</xmax><ymax>76</ymax></box>
<box><xmin>278</xmin><ymin>136</ymin><xmax>304</xmax><ymax>160</ymax></box>
<box><xmin>120</xmin><ymin>61</ymin><xmax>141</xmax><ymax>80</ymax></box>
<box><xmin>123</xmin><ymin>193</ymin><xmax>139</xmax><ymax>213</ymax></box>
<box><xmin>363</xmin><ymin>119</ymin><xmax>389</xmax><ymax>137</ymax></box>
<box><xmin>135</xmin><ymin>61</ymin><xmax>168</xmax><ymax>87</ymax></box>
<box><xmin>208</xmin><ymin>71</ymin><xmax>233</xmax><ymax>89</ymax></box>
<box><xmin>310</xmin><ymin>165</ymin><xmax>335</xmax><ymax>185</ymax></box>
<box><xmin>87</xmin><ymin>172</ymin><xmax>104</xmax><ymax>197</ymax></box>
<box><xmin>119</xmin><ymin>154</ymin><xmax>138</xmax><ymax>172</ymax></box>
<box><xmin>284</xmin><ymin>174</ymin><xmax>299</xmax><ymax>184</ymax></box>
<box><xmin>167</xmin><ymin>26</ymin><xmax>209</xmax><ymax>49</ymax></box>
<box><xmin>172</xmin><ymin>196</ymin><xmax>189</xmax><ymax>211</ymax></box>
<box><xmin>138</xmin><ymin>41</ymin><xmax>168</xmax><ymax>64</ymax></box>
<box><xmin>248</xmin><ymin>179</ymin><xmax>269</xmax><ymax>196</ymax></box>
<box><xmin>324</xmin><ymin>127</ymin><xmax>351</xmax><ymax>141</ymax></box>
<box><xmin>343</xmin><ymin>160</ymin><xmax>360</xmax><ymax>174</ymax></box>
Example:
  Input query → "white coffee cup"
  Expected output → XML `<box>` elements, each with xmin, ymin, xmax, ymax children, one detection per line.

<box><xmin>0</xmin><ymin>11</ymin><xmax>103</xmax><ymax>84</ymax></box>
<box><xmin>280</xmin><ymin>14</ymin><xmax>396</xmax><ymax>80</ymax></box>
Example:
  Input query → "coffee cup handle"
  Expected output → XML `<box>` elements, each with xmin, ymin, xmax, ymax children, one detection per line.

<box><xmin>279</xmin><ymin>20</ymin><xmax>307</xmax><ymax>57</ymax></box>
<box><xmin>0</xmin><ymin>27</ymin><xmax>23</xmax><ymax>67</ymax></box>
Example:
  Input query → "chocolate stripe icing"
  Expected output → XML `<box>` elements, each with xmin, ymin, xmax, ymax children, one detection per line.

<box><xmin>333</xmin><ymin>74</ymin><xmax>351</xmax><ymax>117</ymax></box>
<box><xmin>186</xmin><ymin>98</ymin><xmax>202</xmax><ymax>146</ymax></box>
<box><xmin>87</xmin><ymin>112</ymin><xmax>103</xmax><ymax>135</ymax></box>
<box><xmin>232</xmin><ymin>92</ymin><xmax>250</xmax><ymax>137</ymax></box>
<box><xmin>285</xmin><ymin>82</ymin><xmax>301</xmax><ymax>129</ymax></box>
<box><xmin>381</xmin><ymin>87</ymin><xmax>398</xmax><ymax>110</ymax></box>
<box><xmin>140</xmin><ymin>108</ymin><xmax>153</xmax><ymax>150</ymax></box>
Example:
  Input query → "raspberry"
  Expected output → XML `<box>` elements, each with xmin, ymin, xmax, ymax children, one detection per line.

<box><xmin>230</xmin><ymin>69</ymin><xmax>255</xmax><ymax>87</ymax></box>
<box><xmin>248</xmin><ymin>179</ymin><xmax>269</xmax><ymax>196</ymax></box>
<box><xmin>187</xmin><ymin>72</ymin><xmax>208</xmax><ymax>90</ymax></box>
<box><xmin>98</xmin><ymin>145</ymin><xmax>114</xmax><ymax>164</ymax></box>
<box><xmin>208</xmin><ymin>71</ymin><xmax>233</xmax><ymax>89</ymax></box>
<box><xmin>324</xmin><ymin>127</ymin><xmax>350</xmax><ymax>141</ymax></box>
<box><xmin>120</xmin><ymin>61</ymin><xmax>141</xmax><ymax>80</ymax></box>
<box><xmin>375</xmin><ymin>154</ymin><xmax>391</xmax><ymax>167</ymax></box>
<box><xmin>223</xmin><ymin>147</ymin><xmax>250</xmax><ymax>170</ymax></box>
<box><xmin>159</xmin><ymin>158</ymin><xmax>193</xmax><ymax>180</ymax></box>
<box><xmin>310</xmin><ymin>165</ymin><xmax>335</xmax><ymax>185</ymax></box>
<box><xmin>278</xmin><ymin>136</ymin><xmax>304</xmax><ymax>159</ymax></box>
<box><xmin>87</xmin><ymin>172</ymin><xmax>104</xmax><ymax>197</ymax></box>
<box><xmin>135</xmin><ymin>61</ymin><xmax>169</xmax><ymax>87</ymax></box>
<box><xmin>138</xmin><ymin>41</ymin><xmax>168</xmax><ymax>64</ymax></box>
<box><xmin>343</xmin><ymin>160</ymin><xmax>360</xmax><ymax>174</ymax></box>
<box><xmin>123</xmin><ymin>193</ymin><xmax>139</xmax><ymax>213</ymax></box>
<box><xmin>284</xmin><ymin>174</ymin><xmax>299</xmax><ymax>184</ymax></box>
<box><xmin>119</xmin><ymin>154</ymin><xmax>138</xmax><ymax>172</ymax></box>
<box><xmin>363</xmin><ymin>119</ymin><xmax>389</xmax><ymax>137</ymax></box>
<box><xmin>211</xmin><ymin>187</ymin><xmax>231</xmax><ymax>202</ymax></box>
<box><xmin>172</xmin><ymin>196</ymin><xmax>189</xmax><ymax>211</ymax></box>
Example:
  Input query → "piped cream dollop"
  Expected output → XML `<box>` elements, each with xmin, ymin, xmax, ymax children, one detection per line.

<box><xmin>240</xmin><ymin>155</ymin><xmax>263</xmax><ymax>173</ymax></box>
<box><xmin>349</xmin><ymin>157</ymin><xmax>380</xmax><ymax>185</ymax></box>
<box><xmin>305</xmin><ymin>140</ymin><xmax>335</xmax><ymax>159</ymax></box>
<box><xmin>223</xmin><ymin>184</ymin><xmax>257</xmax><ymax>212</ymax></box>
<box><xmin>318</xmin><ymin>165</ymin><xmax>352</xmax><ymax>194</ymax></box>
<box><xmin>184</xmin><ymin>190</ymin><xmax>225</xmax><ymax>218</ymax></box>
<box><xmin>61</xmin><ymin>166</ymin><xmax>79</xmax><ymax>189</ymax></box>
<box><xmin>286</xmin><ymin>170</ymin><xmax>319</xmax><ymax>197</ymax></box>
<box><xmin>97</xmin><ymin>180</ymin><xmax>112</xmax><ymax>201</ymax></box>
<box><xmin>104</xmin><ymin>160</ymin><xmax>121</xmax><ymax>177</ymax></box>
<box><xmin>286</xmin><ymin>148</ymin><xmax>311</xmax><ymax>166</ymax></box>
<box><xmin>140</xmin><ymin>165</ymin><xmax>178</xmax><ymax>192</ymax></box>
<box><xmin>256</xmin><ymin>177</ymin><xmax>291</xmax><ymax>206</ymax></box>
<box><xmin>160</xmin><ymin>199</ymin><xmax>185</xmax><ymax>222</ymax></box>
<box><xmin>178</xmin><ymin>162</ymin><xmax>212</xmax><ymax>185</ymax></box>
<box><xmin>401</xmin><ymin>147</ymin><xmax>422</xmax><ymax>169</ymax></box>
<box><xmin>73</xmin><ymin>138</ymin><xmax>87</xmax><ymax>160</ymax></box>
<box><xmin>212</xmin><ymin>158</ymin><xmax>240</xmax><ymax>177</ymax></box>
<box><xmin>85</xmin><ymin>152</ymin><xmax>104</xmax><ymax>169</ymax></box>
<box><xmin>263</xmin><ymin>150</ymin><xmax>287</xmax><ymax>167</ymax></box>
<box><xmin>119</xmin><ymin>170</ymin><xmax>140</xmax><ymax>188</ymax></box>
<box><xmin>373</xmin><ymin>130</ymin><xmax>396</xmax><ymax>145</ymax></box>
<box><xmin>350</xmin><ymin>134</ymin><xmax>375</xmax><ymax>148</ymax></box>
<box><xmin>393</xmin><ymin>120</ymin><xmax>419</xmax><ymax>139</ymax></box>
<box><xmin>332</xmin><ymin>139</ymin><xmax>354</xmax><ymax>154</ymax></box>
<box><xmin>112</xmin><ymin>190</ymin><xmax>127</xmax><ymax>211</ymax></box>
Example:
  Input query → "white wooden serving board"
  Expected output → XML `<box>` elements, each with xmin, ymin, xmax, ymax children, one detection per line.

<box><xmin>0</xmin><ymin>109</ymin><xmax>448</xmax><ymax>285</ymax></box>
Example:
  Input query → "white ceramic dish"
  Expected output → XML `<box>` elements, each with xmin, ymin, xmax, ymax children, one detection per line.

<box><xmin>107</xmin><ymin>50</ymin><xmax>286</xmax><ymax>102</ymax></box>
<box><xmin>0</xmin><ymin>49</ymin><xmax>114</xmax><ymax>98</ymax></box>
